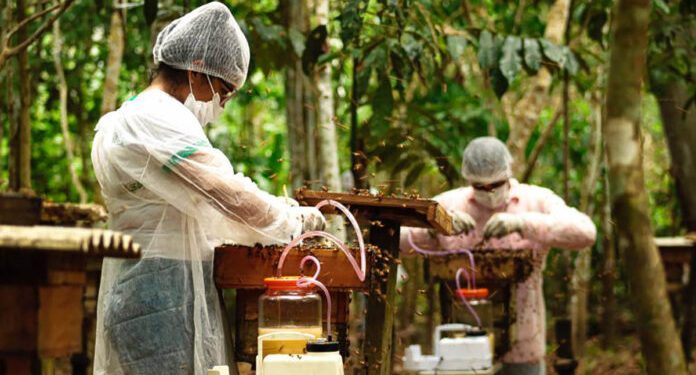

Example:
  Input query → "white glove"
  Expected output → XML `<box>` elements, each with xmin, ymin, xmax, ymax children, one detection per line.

<box><xmin>482</xmin><ymin>213</ymin><xmax>525</xmax><ymax>240</ymax></box>
<box><xmin>294</xmin><ymin>206</ymin><xmax>327</xmax><ymax>232</ymax></box>
<box><xmin>280</xmin><ymin>196</ymin><xmax>299</xmax><ymax>207</ymax></box>
<box><xmin>450</xmin><ymin>210</ymin><xmax>476</xmax><ymax>235</ymax></box>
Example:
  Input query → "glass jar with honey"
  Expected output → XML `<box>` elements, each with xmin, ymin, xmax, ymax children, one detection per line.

<box><xmin>258</xmin><ymin>276</ymin><xmax>322</xmax><ymax>357</ymax></box>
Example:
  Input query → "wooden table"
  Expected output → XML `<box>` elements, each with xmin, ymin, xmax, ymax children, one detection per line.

<box><xmin>214</xmin><ymin>190</ymin><xmax>454</xmax><ymax>374</ymax></box>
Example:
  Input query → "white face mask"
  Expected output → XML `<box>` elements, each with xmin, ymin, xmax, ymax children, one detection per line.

<box><xmin>183</xmin><ymin>74</ymin><xmax>224</xmax><ymax>127</ymax></box>
<box><xmin>473</xmin><ymin>182</ymin><xmax>510</xmax><ymax>209</ymax></box>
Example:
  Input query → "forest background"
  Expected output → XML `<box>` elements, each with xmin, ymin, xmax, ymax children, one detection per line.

<box><xmin>0</xmin><ymin>0</ymin><xmax>694</xmax><ymax>374</ymax></box>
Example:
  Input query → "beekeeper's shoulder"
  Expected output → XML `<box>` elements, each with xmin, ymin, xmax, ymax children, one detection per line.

<box><xmin>120</xmin><ymin>89</ymin><xmax>201</xmax><ymax>136</ymax></box>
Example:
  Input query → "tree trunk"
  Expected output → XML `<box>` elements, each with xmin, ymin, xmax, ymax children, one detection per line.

<box><xmin>603</xmin><ymin>0</ymin><xmax>687</xmax><ymax>373</ymax></box>
<box><xmin>9</xmin><ymin>0</ymin><xmax>32</xmax><ymax>192</ymax></box>
<box><xmin>652</xmin><ymin>80</ymin><xmax>696</xmax><ymax>360</ymax></box>
<box><xmin>653</xmin><ymin>81</ymin><xmax>696</xmax><ymax>232</ymax></box>
<box><xmin>505</xmin><ymin>0</ymin><xmax>570</xmax><ymax>177</ymax></box>
<box><xmin>0</xmin><ymin>1</ymin><xmax>6</xmax><ymax>165</ymax></box>
<box><xmin>101</xmin><ymin>0</ymin><xmax>124</xmax><ymax>115</ymax></box>
<box><xmin>52</xmin><ymin>20</ymin><xmax>88</xmax><ymax>203</ymax></box>
<box><xmin>313</xmin><ymin>0</ymin><xmax>340</xmax><ymax>193</ymax></box>
<box><xmin>311</xmin><ymin>0</ymin><xmax>345</xmax><ymax>237</ymax></box>
<box><xmin>2</xmin><ymin>0</ymin><xmax>15</xmax><ymax>187</ymax></box>
<box><xmin>569</xmin><ymin>92</ymin><xmax>602</xmax><ymax>357</ymax></box>
<box><xmin>283</xmin><ymin>0</ymin><xmax>311</xmax><ymax>190</ymax></box>
<box><xmin>350</xmin><ymin>58</ymin><xmax>368</xmax><ymax>189</ymax></box>
<box><xmin>600</xmin><ymin>168</ymin><xmax>617</xmax><ymax>348</ymax></box>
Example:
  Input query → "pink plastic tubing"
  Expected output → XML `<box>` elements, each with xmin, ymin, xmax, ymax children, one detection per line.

<box><xmin>296</xmin><ymin>256</ymin><xmax>333</xmax><ymax>338</ymax></box>
<box><xmin>277</xmin><ymin>200</ymin><xmax>366</xmax><ymax>281</ymax></box>
<box><xmin>456</xmin><ymin>267</ymin><xmax>482</xmax><ymax>327</ymax></box>
<box><xmin>407</xmin><ymin>231</ymin><xmax>477</xmax><ymax>288</ymax></box>
<box><xmin>276</xmin><ymin>199</ymin><xmax>368</xmax><ymax>339</ymax></box>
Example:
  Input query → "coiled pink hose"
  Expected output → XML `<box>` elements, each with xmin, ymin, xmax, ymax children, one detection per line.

<box><xmin>276</xmin><ymin>199</ymin><xmax>367</xmax><ymax>340</ymax></box>
<box><xmin>456</xmin><ymin>267</ymin><xmax>482</xmax><ymax>327</ymax></box>
<box><xmin>407</xmin><ymin>231</ymin><xmax>482</xmax><ymax>327</ymax></box>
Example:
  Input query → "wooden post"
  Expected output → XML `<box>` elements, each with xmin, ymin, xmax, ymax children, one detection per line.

<box><xmin>681</xmin><ymin>246</ymin><xmax>696</xmax><ymax>360</ymax></box>
<box><xmin>363</xmin><ymin>219</ymin><xmax>400</xmax><ymax>375</ymax></box>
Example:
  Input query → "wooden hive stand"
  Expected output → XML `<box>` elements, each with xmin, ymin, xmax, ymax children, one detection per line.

<box><xmin>655</xmin><ymin>235</ymin><xmax>696</xmax><ymax>359</ymax></box>
<box><xmin>0</xmin><ymin>194</ymin><xmax>139</xmax><ymax>375</ymax></box>
<box><xmin>427</xmin><ymin>249</ymin><xmax>535</xmax><ymax>359</ymax></box>
<box><xmin>213</xmin><ymin>190</ymin><xmax>454</xmax><ymax>375</ymax></box>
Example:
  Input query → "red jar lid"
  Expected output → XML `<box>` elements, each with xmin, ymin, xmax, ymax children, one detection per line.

<box><xmin>456</xmin><ymin>288</ymin><xmax>489</xmax><ymax>299</ymax></box>
<box><xmin>264</xmin><ymin>276</ymin><xmax>315</xmax><ymax>291</ymax></box>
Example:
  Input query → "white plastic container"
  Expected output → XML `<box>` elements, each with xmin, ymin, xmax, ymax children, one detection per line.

<box><xmin>256</xmin><ymin>332</ymin><xmax>344</xmax><ymax>375</ymax></box>
<box><xmin>402</xmin><ymin>324</ymin><xmax>493</xmax><ymax>373</ymax></box>
<box><xmin>263</xmin><ymin>351</ymin><xmax>344</xmax><ymax>375</ymax></box>
<box><xmin>206</xmin><ymin>366</ymin><xmax>230</xmax><ymax>375</ymax></box>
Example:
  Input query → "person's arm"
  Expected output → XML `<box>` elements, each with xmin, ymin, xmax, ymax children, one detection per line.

<box><xmin>519</xmin><ymin>188</ymin><xmax>596</xmax><ymax>249</ymax></box>
<box><xmin>106</xmin><ymin>132</ymin><xmax>305</xmax><ymax>243</ymax></box>
<box><xmin>176</xmin><ymin>149</ymin><xmax>300</xmax><ymax>229</ymax></box>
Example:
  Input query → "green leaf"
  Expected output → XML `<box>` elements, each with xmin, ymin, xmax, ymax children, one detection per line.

<box><xmin>338</xmin><ymin>0</ymin><xmax>364</xmax><ymax>45</ymax></box>
<box><xmin>500</xmin><ymin>36</ymin><xmax>522</xmax><ymax>82</ymax></box>
<box><xmin>523</xmin><ymin>38</ymin><xmax>541</xmax><ymax>72</ymax></box>
<box><xmin>540</xmin><ymin>39</ymin><xmax>566</xmax><ymax>66</ymax></box>
<box><xmin>563</xmin><ymin>48</ymin><xmax>579</xmax><ymax>75</ymax></box>
<box><xmin>477</xmin><ymin>30</ymin><xmax>497</xmax><ymax>69</ymax></box>
<box><xmin>447</xmin><ymin>35</ymin><xmax>467</xmax><ymax>61</ymax></box>
<box><xmin>317</xmin><ymin>51</ymin><xmax>340</xmax><ymax>66</ymax></box>
<box><xmin>288</xmin><ymin>28</ymin><xmax>305</xmax><ymax>57</ymax></box>
<box><xmin>653</xmin><ymin>0</ymin><xmax>670</xmax><ymax>14</ymax></box>
<box><xmin>404</xmin><ymin>162</ymin><xmax>427</xmax><ymax>188</ymax></box>
<box><xmin>490</xmin><ymin>68</ymin><xmax>509</xmax><ymax>99</ymax></box>
<box><xmin>371</xmin><ymin>70</ymin><xmax>393</xmax><ymax>123</ymax></box>
<box><xmin>355</xmin><ymin>65</ymin><xmax>372</xmax><ymax>99</ymax></box>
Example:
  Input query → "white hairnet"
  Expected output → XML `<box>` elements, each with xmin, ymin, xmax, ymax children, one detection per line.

<box><xmin>461</xmin><ymin>137</ymin><xmax>513</xmax><ymax>183</ymax></box>
<box><xmin>153</xmin><ymin>2</ymin><xmax>250</xmax><ymax>88</ymax></box>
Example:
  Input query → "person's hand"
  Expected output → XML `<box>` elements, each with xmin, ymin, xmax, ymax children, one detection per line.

<box><xmin>295</xmin><ymin>207</ymin><xmax>327</xmax><ymax>232</ymax></box>
<box><xmin>428</xmin><ymin>210</ymin><xmax>476</xmax><ymax>237</ymax></box>
<box><xmin>450</xmin><ymin>210</ymin><xmax>476</xmax><ymax>235</ymax></box>
<box><xmin>482</xmin><ymin>213</ymin><xmax>524</xmax><ymax>240</ymax></box>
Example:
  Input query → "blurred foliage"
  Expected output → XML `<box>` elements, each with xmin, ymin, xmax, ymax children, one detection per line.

<box><xmin>0</xmin><ymin>0</ymin><xmax>691</xmax><ymax>349</ymax></box>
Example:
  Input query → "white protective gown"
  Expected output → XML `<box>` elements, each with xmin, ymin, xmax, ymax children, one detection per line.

<box><xmin>91</xmin><ymin>89</ymin><xmax>303</xmax><ymax>375</ymax></box>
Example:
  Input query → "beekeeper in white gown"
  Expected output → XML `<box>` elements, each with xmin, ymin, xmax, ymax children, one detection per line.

<box><xmin>91</xmin><ymin>3</ymin><xmax>325</xmax><ymax>374</ymax></box>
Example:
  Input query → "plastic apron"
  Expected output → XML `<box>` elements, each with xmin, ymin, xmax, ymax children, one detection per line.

<box><xmin>91</xmin><ymin>89</ymin><xmax>303</xmax><ymax>374</ymax></box>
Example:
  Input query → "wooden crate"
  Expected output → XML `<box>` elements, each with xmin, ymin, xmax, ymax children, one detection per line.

<box><xmin>0</xmin><ymin>225</ymin><xmax>139</xmax><ymax>375</ymax></box>
<box><xmin>215</xmin><ymin>243</ymin><xmax>374</xmax><ymax>364</ymax></box>
<box><xmin>428</xmin><ymin>249</ymin><xmax>536</xmax><ymax>358</ymax></box>
<box><xmin>427</xmin><ymin>248</ymin><xmax>535</xmax><ymax>283</ymax></box>
<box><xmin>0</xmin><ymin>194</ymin><xmax>42</xmax><ymax>226</ymax></box>
<box><xmin>214</xmin><ymin>243</ymin><xmax>369</xmax><ymax>291</ymax></box>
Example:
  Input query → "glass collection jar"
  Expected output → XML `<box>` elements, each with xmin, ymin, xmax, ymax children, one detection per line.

<box><xmin>453</xmin><ymin>288</ymin><xmax>494</xmax><ymax>333</ymax></box>
<box><xmin>258</xmin><ymin>276</ymin><xmax>322</xmax><ymax>357</ymax></box>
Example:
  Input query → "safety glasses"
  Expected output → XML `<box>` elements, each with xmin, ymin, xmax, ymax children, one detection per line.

<box><xmin>218</xmin><ymin>79</ymin><xmax>237</xmax><ymax>105</ymax></box>
<box><xmin>471</xmin><ymin>179</ymin><xmax>508</xmax><ymax>192</ymax></box>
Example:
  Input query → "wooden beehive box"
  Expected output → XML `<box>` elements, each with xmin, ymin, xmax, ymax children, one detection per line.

<box><xmin>0</xmin><ymin>224</ymin><xmax>139</xmax><ymax>374</ymax></box>
<box><xmin>215</xmin><ymin>242</ymin><xmax>383</xmax><ymax>363</ymax></box>
<box><xmin>427</xmin><ymin>248</ymin><xmax>536</xmax><ymax>357</ymax></box>
<box><xmin>427</xmin><ymin>248</ymin><xmax>535</xmax><ymax>284</ymax></box>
